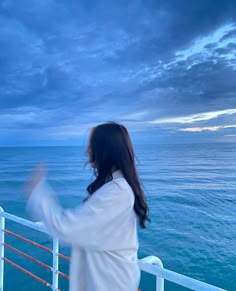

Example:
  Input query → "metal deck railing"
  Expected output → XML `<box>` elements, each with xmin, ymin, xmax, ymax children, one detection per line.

<box><xmin>0</xmin><ymin>207</ymin><xmax>226</xmax><ymax>291</ymax></box>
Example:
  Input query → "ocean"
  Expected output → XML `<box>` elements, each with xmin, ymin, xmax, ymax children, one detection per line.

<box><xmin>0</xmin><ymin>143</ymin><xmax>235</xmax><ymax>291</ymax></box>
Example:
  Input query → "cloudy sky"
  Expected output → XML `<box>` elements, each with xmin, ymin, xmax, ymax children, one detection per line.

<box><xmin>0</xmin><ymin>0</ymin><xmax>236</xmax><ymax>146</ymax></box>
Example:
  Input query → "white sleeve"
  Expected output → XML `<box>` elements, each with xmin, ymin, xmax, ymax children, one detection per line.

<box><xmin>26</xmin><ymin>178</ymin><xmax>129</xmax><ymax>249</ymax></box>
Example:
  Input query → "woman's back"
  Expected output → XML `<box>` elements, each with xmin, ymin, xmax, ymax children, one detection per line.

<box><xmin>69</xmin><ymin>171</ymin><xmax>140</xmax><ymax>291</ymax></box>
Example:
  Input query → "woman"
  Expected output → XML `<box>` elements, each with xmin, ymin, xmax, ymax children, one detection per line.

<box><xmin>25</xmin><ymin>122</ymin><xmax>150</xmax><ymax>291</ymax></box>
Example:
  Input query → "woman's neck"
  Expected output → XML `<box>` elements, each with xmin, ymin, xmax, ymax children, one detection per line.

<box><xmin>111</xmin><ymin>166</ymin><xmax>119</xmax><ymax>173</ymax></box>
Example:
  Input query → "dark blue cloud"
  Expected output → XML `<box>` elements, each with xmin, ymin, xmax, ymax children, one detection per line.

<box><xmin>0</xmin><ymin>0</ymin><xmax>236</xmax><ymax>145</ymax></box>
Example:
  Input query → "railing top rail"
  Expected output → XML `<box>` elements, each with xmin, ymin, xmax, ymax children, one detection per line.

<box><xmin>139</xmin><ymin>260</ymin><xmax>226</xmax><ymax>291</ymax></box>
<box><xmin>0</xmin><ymin>210</ymin><xmax>48</xmax><ymax>234</ymax></box>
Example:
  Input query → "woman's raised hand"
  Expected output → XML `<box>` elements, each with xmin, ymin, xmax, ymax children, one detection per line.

<box><xmin>24</xmin><ymin>164</ymin><xmax>46</xmax><ymax>198</ymax></box>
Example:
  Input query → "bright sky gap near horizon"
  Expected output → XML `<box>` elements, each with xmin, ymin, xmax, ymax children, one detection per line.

<box><xmin>0</xmin><ymin>0</ymin><xmax>236</xmax><ymax>146</ymax></box>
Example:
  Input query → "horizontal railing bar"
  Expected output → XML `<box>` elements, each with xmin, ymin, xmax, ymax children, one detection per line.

<box><xmin>58</xmin><ymin>271</ymin><xmax>69</xmax><ymax>280</ymax></box>
<box><xmin>0</xmin><ymin>212</ymin><xmax>47</xmax><ymax>233</ymax></box>
<box><xmin>3</xmin><ymin>243</ymin><xmax>52</xmax><ymax>271</ymax></box>
<box><xmin>57</xmin><ymin>253</ymin><xmax>70</xmax><ymax>262</ymax></box>
<box><xmin>3</xmin><ymin>257</ymin><xmax>54</xmax><ymax>289</ymax></box>
<box><xmin>3</xmin><ymin>229</ymin><xmax>52</xmax><ymax>253</ymax></box>
<box><xmin>139</xmin><ymin>261</ymin><xmax>226</xmax><ymax>291</ymax></box>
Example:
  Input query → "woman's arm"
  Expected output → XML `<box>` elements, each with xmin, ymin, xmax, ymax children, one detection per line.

<box><xmin>26</xmin><ymin>167</ymin><xmax>129</xmax><ymax>249</ymax></box>
<box><xmin>27</xmin><ymin>179</ymin><xmax>98</xmax><ymax>247</ymax></box>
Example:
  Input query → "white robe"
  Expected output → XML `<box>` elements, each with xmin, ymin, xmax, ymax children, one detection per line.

<box><xmin>27</xmin><ymin>170</ymin><xmax>140</xmax><ymax>291</ymax></box>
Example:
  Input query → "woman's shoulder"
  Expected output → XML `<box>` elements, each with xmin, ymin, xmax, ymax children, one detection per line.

<box><xmin>106</xmin><ymin>176</ymin><xmax>131</xmax><ymax>191</ymax></box>
<box><xmin>100</xmin><ymin>178</ymin><xmax>134</xmax><ymax>202</ymax></box>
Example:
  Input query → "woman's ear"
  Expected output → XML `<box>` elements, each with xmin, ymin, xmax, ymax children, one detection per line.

<box><xmin>90</xmin><ymin>154</ymin><xmax>96</xmax><ymax>168</ymax></box>
<box><xmin>87</xmin><ymin>148</ymin><xmax>96</xmax><ymax>168</ymax></box>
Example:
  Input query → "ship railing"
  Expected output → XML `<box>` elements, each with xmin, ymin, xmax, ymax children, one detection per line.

<box><xmin>0</xmin><ymin>207</ymin><xmax>226</xmax><ymax>291</ymax></box>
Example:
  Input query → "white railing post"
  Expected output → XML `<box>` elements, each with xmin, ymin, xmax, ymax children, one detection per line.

<box><xmin>0</xmin><ymin>207</ymin><xmax>5</xmax><ymax>291</ymax></box>
<box><xmin>140</xmin><ymin>256</ymin><xmax>164</xmax><ymax>291</ymax></box>
<box><xmin>52</xmin><ymin>238</ymin><xmax>59</xmax><ymax>291</ymax></box>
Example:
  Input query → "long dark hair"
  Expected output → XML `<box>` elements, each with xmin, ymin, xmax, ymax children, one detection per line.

<box><xmin>86</xmin><ymin>122</ymin><xmax>150</xmax><ymax>228</ymax></box>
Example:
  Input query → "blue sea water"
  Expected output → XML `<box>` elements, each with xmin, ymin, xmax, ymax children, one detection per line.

<box><xmin>0</xmin><ymin>143</ymin><xmax>236</xmax><ymax>291</ymax></box>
